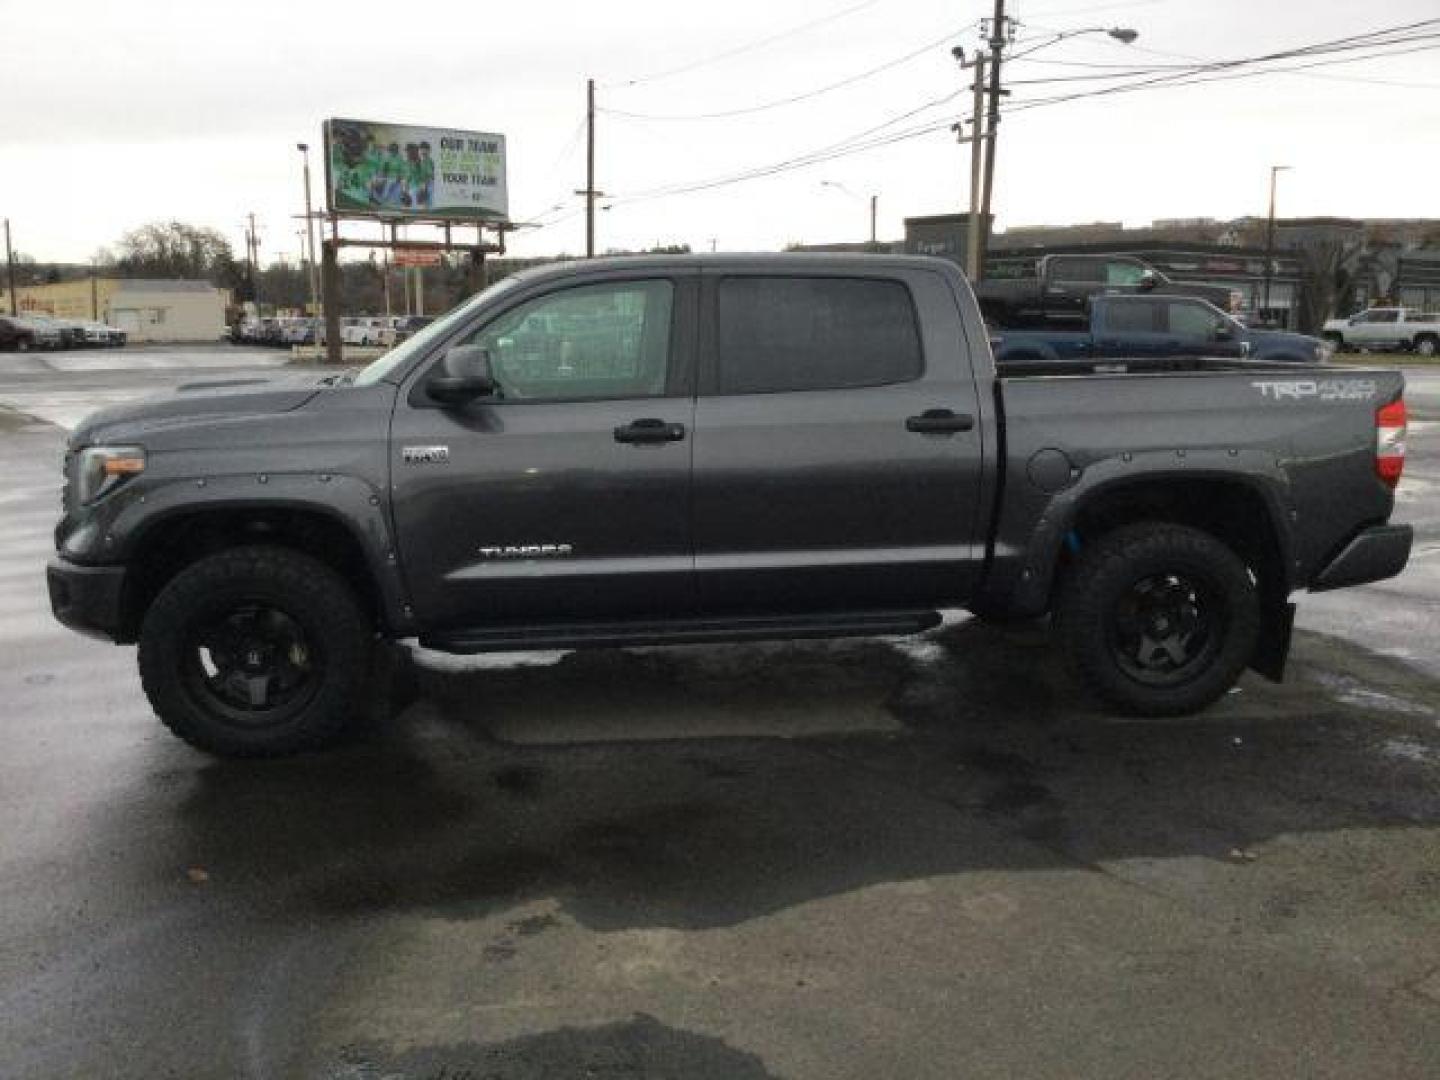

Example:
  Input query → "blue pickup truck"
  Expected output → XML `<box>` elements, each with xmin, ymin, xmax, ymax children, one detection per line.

<box><xmin>993</xmin><ymin>295</ymin><xmax>1329</xmax><ymax>367</ymax></box>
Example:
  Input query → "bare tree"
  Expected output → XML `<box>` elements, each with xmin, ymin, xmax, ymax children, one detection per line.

<box><xmin>1297</xmin><ymin>238</ymin><xmax>1364</xmax><ymax>332</ymax></box>
<box><xmin>109</xmin><ymin>221</ymin><xmax>240</xmax><ymax>288</ymax></box>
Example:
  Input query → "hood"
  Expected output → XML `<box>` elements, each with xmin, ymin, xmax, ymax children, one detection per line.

<box><xmin>70</xmin><ymin>372</ymin><xmax>330</xmax><ymax>446</ymax></box>
<box><xmin>1244</xmin><ymin>327</ymin><xmax>1327</xmax><ymax>361</ymax></box>
<box><xmin>1246</xmin><ymin>327</ymin><xmax>1323</xmax><ymax>348</ymax></box>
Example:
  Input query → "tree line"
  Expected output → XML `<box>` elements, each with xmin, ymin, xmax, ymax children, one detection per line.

<box><xmin>10</xmin><ymin>221</ymin><xmax>691</xmax><ymax>320</ymax></box>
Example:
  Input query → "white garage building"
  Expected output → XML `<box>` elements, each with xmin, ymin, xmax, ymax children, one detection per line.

<box><xmin>106</xmin><ymin>280</ymin><xmax>227</xmax><ymax>343</ymax></box>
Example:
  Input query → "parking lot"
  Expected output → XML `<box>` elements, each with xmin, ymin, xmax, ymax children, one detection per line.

<box><xmin>1</xmin><ymin>348</ymin><xmax>1437</xmax><ymax>1078</ymax></box>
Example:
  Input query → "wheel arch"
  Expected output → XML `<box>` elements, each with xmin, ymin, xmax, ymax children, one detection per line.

<box><xmin>120</xmin><ymin>503</ymin><xmax>395</xmax><ymax>641</ymax></box>
<box><xmin>994</xmin><ymin>469</ymin><xmax>1293</xmax><ymax>621</ymax></box>
<box><xmin>1061</xmin><ymin>476</ymin><xmax>1288</xmax><ymax>594</ymax></box>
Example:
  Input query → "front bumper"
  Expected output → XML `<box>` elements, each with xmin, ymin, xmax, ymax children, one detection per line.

<box><xmin>47</xmin><ymin>556</ymin><xmax>130</xmax><ymax>642</ymax></box>
<box><xmin>1310</xmin><ymin>524</ymin><xmax>1413</xmax><ymax>592</ymax></box>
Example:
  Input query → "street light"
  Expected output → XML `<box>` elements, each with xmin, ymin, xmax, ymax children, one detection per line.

<box><xmin>820</xmin><ymin>180</ymin><xmax>879</xmax><ymax>246</ymax></box>
<box><xmin>1263</xmin><ymin>165</ymin><xmax>1292</xmax><ymax>326</ymax></box>
<box><xmin>967</xmin><ymin>20</ymin><xmax>1139</xmax><ymax>281</ymax></box>
<box><xmin>296</xmin><ymin>143</ymin><xmax>320</xmax><ymax>323</ymax></box>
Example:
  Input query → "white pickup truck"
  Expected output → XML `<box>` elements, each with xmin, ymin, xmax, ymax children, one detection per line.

<box><xmin>1323</xmin><ymin>307</ymin><xmax>1440</xmax><ymax>356</ymax></box>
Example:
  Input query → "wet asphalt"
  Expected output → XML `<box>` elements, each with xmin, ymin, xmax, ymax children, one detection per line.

<box><xmin>0</xmin><ymin>347</ymin><xmax>1437</xmax><ymax>1079</ymax></box>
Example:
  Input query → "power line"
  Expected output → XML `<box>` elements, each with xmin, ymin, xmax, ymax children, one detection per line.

<box><xmin>601</xmin><ymin>18</ymin><xmax>1440</xmax><ymax>211</ymax></box>
<box><xmin>1015</xmin><ymin>15</ymin><xmax>1440</xmax><ymax>89</ymax></box>
<box><xmin>1005</xmin><ymin>36</ymin><xmax>1440</xmax><ymax>86</ymax></box>
<box><xmin>1005</xmin><ymin>35</ymin><xmax>1440</xmax><ymax>109</ymax></box>
<box><xmin>605</xmin><ymin>0</ymin><xmax>884</xmax><ymax>88</ymax></box>
<box><xmin>601</xmin><ymin>25</ymin><xmax>968</xmax><ymax>122</ymax></box>
<box><xmin>512</xmin><ymin>114</ymin><xmax>590</xmax><ymax>223</ymax></box>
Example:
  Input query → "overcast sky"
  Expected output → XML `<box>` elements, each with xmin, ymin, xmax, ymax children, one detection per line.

<box><xmin>3</xmin><ymin>0</ymin><xmax>1437</xmax><ymax>266</ymax></box>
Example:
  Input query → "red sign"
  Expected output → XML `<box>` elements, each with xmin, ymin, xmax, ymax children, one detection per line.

<box><xmin>393</xmin><ymin>247</ymin><xmax>442</xmax><ymax>268</ymax></box>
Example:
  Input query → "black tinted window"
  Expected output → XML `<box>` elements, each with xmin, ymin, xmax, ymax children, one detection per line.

<box><xmin>1166</xmin><ymin>301</ymin><xmax>1223</xmax><ymax>339</ymax></box>
<box><xmin>717</xmin><ymin>277</ymin><xmax>922</xmax><ymax>394</ymax></box>
<box><xmin>1100</xmin><ymin>299</ymin><xmax>1159</xmax><ymax>333</ymax></box>
<box><xmin>1050</xmin><ymin>257</ymin><xmax>1103</xmax><ymax>283</ymax></box>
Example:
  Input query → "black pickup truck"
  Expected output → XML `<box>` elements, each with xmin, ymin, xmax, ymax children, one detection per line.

<box><xmin>48</xmin><ymin>254</ymin><xmax>1412</xmax><ymax>757</ymax></box>
<box><xmin>976</xmin><ymin>252</ymin><xmax>1239</xmax><ymax>329</ymax></box>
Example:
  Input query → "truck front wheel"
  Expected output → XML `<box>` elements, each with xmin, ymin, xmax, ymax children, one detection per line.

<box><xmin>1056</xmin><ymin>523</ymin><xmax>1259</xmax><ymax>716</ymax></box>
<box><xmin>138</xmin><ymin>546</ymin><xmax>373</xmax><ymax>757</ymax></box>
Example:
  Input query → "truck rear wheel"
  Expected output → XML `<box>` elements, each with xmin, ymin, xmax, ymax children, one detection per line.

<box><xmin>1415</xmin><ymin>334</ymin><xmax>1439</xmax><ymax>357</ymax></box>
<box><xmin>1056</xmin><ymin>523</ymin><xmax>1259</xmax><ymax>716</ymax></box>
<box><xmin>138</xmin><ymin>546</ymin><xmax>372</xmax><ymax>757</ymax></box>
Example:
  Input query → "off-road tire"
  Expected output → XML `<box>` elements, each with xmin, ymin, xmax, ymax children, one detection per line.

<box><xmin>138</xmin><ymin>546</ymin><xmax>372</xmax><ymax>757</ymax></box>
<box><xmin>1056</xmin><ymin>523</ymin><xmax>1259</xmax><ymax>716</ymax></box>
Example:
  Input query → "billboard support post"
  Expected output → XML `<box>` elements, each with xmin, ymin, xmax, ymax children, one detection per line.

<box><xmin>322</xmin><ymin>230</ymin><xmax>342</xmax><ymax>365</ymax></box>
<box><xmin>4</xmin><ymin>218</ymin><xmax>17</xmax><ymax>317</ymax></box>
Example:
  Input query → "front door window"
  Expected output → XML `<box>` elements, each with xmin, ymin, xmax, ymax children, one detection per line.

<box><xmin>464</xmin><ymin>280</ymin><xmax>675</xmax><ymax>401</ymax></box>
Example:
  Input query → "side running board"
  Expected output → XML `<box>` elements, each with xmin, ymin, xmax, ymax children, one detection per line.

<box><xmin>422</xmin><ymin>610</ymin><xmax>943</xmax><ymax>655</ymax></box>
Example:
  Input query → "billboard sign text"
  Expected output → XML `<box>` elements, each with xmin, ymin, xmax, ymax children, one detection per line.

<box><xmin>325</xmin><ymin>118</ymin><xmax>508</xmax><ymax>222</ymax></box>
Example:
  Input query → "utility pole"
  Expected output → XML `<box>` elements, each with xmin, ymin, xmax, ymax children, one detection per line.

<box><xmin>382</xmin><ymin>247</ymin><xmax>392</xmax><ymax>317</ymax></box>
<box><xmin>1262</xmin><ymin>165</ymin><xmax>1291</xmax><ymax>326</ymax></box>
<box><xmin>869</xmin><ymin>194</ymin><xmax>878</xmax><ymax>246</ymax></box>
<box><xmin>575</xmin><ymin>78</ymin><xmax>603</xmax><ymax>257</ymax></box>
<box><xmin>247</xmin><ymin>212</ymin><xmax>262</xmax><ymax>313</ymax></box>
<box><xmin>4</xmin><ymin>218</ymin><xmax>16</xmax><ymax>317</ymax></box>
<box><xmin>976</xmin><ymin>0</ymin><xmax>1010</xmax><ymax>282</ymax></box>
<box><xmin>965</xmin><ymin>54</ymin><xmax>987</xmax><ymax>281</ymax></box>
<box><xmin>297</xmin><ymin>143</ymin><xmax>321</xmax><ymax>320</ymax></box>
<box><xmin>322</xmin><ymin>220</ymin><xmax>342</xmax><ymax>364</ymax></box>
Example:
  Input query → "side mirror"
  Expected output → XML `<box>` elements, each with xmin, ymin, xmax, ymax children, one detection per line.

<box><xmin>427</xmin><ymin>345</ymin><xmax>496</xmax><ymax>404</ymax></box>
<box><xmin>1137</xmin><ymin>272</ymin><xmax>1160</xmax><ymax>292</ymax></box>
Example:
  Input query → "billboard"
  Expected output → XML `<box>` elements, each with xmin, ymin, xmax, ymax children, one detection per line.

<box><xmin>324</xmin><ymin>118</ymin><xmax>508</xmax><ymax>222</ymax></box>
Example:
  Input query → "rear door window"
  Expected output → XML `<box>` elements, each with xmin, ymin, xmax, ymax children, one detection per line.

<box><xmin>716</xmin><ymin>276</ymin><xmax>922</xmax><ymax>394</ymax></box>
<box><xmin>1104</xmin><ymin>259</ymin><xmax>1149</xmax><ymax>286</ymax></box>
<box><xmin>1050</xmin><ymin>257</ymin><xmax>1103</xmax><ymax>284</ymax></box>
<box><xmin>1098</xmin><ymin>299</ymin><xmax>1160</xmax><ymax>333</ymax></box>
<box><xmin>1165</xmin><ymin>300</ymin><xmax>1224</xmax><ymax>340</ymax></box>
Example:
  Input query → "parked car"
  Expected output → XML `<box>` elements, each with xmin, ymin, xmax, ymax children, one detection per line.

<box><xmin>47</xmin><ymin>254</ymin><xmax>1411</xmax><ymax>757</ymax></box>
<box><xmin>257</xmin><ymin>317</ymin><xmax>285</xmax><ymax>347</ymax></box>
<box><xmin>77</xmin><ymin>320</ymin><xmax>126</xmax><ymax>347</ymax></box>
<box><xmin>0</xmin><ymin>315</ymin><xmax>40</xmax><ymax>351</ymax></box>
<box><xmin>1322</xmin><ymin>308</ymin><xmax>1440</xmax><ymax>356</ymax></box>
<box><xmin>391</xmin><ymin>315</ymin><xmax>434</xmax><ymax>344</ymax></box>
<box><xmin>279</xmin><ymin>317</ymin><xmax>321</xmax><ymax>345</ymax></box>
<box><xmin>49</xmin><ymin>319</ymin><xmax>91</xmax><ymax>348</ymax></box>
<box><xmin>993</xmin><ymin>295</ymin><xmax>1329</xmax><ymax>367</ymax></box>
<box><xmin>975</xmin><ymin>253</ymin><xmax>1240</xmax><ymax>329</ymax></box>
<box><xmin>15</xmin><ymin>316</ymin><xmax>64</xmax><ymax>350</ymax></box>
<box><xmin>342</xmin><ymin>316</ymin><xmax>390</xmax><ymax>346</ymax></box>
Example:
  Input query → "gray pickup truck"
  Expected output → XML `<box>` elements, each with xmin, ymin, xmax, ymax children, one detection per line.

<box><xmin>48</xmin><ymin>254</ymin><xmax>1412</xmax><ymax>757</ymax></box>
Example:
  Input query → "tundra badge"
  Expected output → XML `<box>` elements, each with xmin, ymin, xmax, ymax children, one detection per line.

<box><xmin>402</xmin><ymin>445</ymin><xmax>451</xmax><ymax>464</ymax></box>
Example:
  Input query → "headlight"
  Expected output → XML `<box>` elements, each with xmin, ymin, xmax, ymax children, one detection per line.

<box><xmin>75</xmin><ymin>445</ymin><xmax>146</xmax><ymax>504</ymax></box>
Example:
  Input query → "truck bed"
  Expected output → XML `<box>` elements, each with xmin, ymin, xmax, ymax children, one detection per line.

<box><xmin>981</xmin><ymin>360</ymin><xmax>1404</xmax><ymax>616</ymax></box>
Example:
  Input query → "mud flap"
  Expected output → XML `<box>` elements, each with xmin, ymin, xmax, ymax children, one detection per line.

<box><xmin>1249</xmin><ymin>601</ymin><xmax>1296</xmax><ymax>683</ymax></box>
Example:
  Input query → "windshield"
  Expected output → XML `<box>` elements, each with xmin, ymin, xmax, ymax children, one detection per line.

<box><xmin>352</xmin><ymin>274</ymin><xmax>529</xmax><ymax>387</ymax></box>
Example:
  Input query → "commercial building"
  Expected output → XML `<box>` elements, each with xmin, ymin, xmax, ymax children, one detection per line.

<box><xmin>3</xmin><ymin>278</ymin><xmax>227</xmax><ymax>342</ymax></box>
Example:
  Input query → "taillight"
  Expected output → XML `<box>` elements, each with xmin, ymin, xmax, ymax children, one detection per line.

<box><xmin>1376</xmin><ymin>398</ymin><xmax>1406</xmax><ymax>489</ymax></box>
